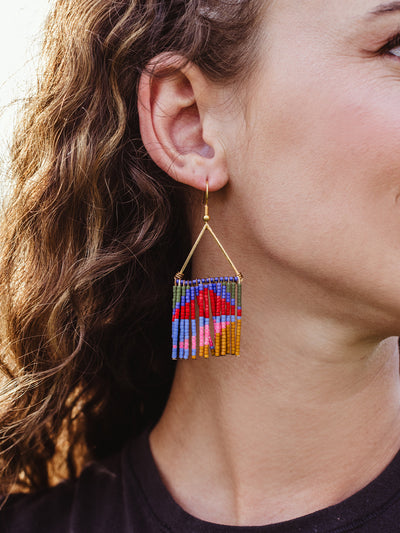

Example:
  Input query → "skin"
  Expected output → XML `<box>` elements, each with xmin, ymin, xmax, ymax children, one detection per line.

<box><xmin>138</xmin><ymin>0</ymin><xmax>400</xmax><ymax>526</ymax></box>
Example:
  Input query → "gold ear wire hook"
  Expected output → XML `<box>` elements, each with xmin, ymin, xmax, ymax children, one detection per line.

<box><xmin>203</xmin><ymin>178</ymin><xmax>210</xmax><ymax>222</ymax></box>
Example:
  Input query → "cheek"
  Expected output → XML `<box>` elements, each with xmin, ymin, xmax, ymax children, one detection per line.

<box><xmin>242</xmin><ymin>84</ymin><xmax>400</xmax><ymax>236</ymax></box>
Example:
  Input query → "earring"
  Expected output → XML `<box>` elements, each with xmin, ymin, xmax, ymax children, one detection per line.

<box><xmin>171</xmin><ymin>178</ymin><xmax>243</xmax><ymax>360</ymax></box>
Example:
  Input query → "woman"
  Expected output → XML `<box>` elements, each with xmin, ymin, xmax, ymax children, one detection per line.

<box><xmin>1</xmin><ymin>0</ymin><xmax>400</xmax><ymax>530</ymax></box>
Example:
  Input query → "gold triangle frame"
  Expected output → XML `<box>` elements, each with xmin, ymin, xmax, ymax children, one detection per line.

<box><xmin>174</xmin><ymin>180</ymin><xmax>243</xmax><ymax>283</ymax></box>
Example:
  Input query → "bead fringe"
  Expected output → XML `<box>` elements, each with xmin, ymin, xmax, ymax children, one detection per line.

<box><xmin>172</xmin><ymin>277</ymin><xmax>242</xmax><ymax>360</ymax></box>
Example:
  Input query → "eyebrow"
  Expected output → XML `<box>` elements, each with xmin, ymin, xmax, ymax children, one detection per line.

<box><xmin>369</xmin><ymin>2</ymin><xmax>400</xmax><ymax>15</ymax></box>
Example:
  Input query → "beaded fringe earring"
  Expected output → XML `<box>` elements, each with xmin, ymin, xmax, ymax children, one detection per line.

<box><xmin>171</xmin><ymin>179</ymin><xmax>243</xmax><ymax>360</ymax></box>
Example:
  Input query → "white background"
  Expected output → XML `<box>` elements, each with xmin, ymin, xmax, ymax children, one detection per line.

<box><xmin>0</xmin><ymin>1</ymin><xmax>52</xmax><ymax>199</ymax></box>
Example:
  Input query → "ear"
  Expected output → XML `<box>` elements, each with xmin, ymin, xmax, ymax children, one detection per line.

<box><xmin>137</xmin><ymin>55</ymin><xmax>229</xmax><ymax>192</ymax></box>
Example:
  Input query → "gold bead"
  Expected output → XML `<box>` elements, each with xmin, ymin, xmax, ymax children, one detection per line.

<box><xmin>203</xmin><ymin>215</ymin><xmax>210</xmax><ymax>222</ymax></box>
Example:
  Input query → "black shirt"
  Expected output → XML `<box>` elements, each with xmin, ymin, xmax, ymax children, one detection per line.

<box><xmin>1</xmin><ymin>426</ymin><xmax>400</xmax><ymax>532</ymax></box>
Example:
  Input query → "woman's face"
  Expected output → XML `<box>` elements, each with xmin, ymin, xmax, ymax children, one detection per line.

<box><xmin>223</xmin><ymin>0</ymin><xmax>400</xmax><ymax>334</ymax></box>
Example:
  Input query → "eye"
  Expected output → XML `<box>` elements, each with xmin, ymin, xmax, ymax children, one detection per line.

<box><xmin>380</xmin><ymin>32</ymin><xmax>400</xmax><ymax>58</ymax></box>
<box><xmin>389</xmin><ymin>46</ymin><xmax>400</xmax><ymax>57</ymax></box>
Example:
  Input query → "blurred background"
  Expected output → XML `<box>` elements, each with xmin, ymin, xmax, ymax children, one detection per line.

<box><xmin>0</xmin><ymin>1</ymin><xmax>52</xmax><ymax>202</ymax></box>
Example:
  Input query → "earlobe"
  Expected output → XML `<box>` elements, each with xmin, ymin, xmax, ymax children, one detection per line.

<box><xmin>137</xmin><ymin>57</ymin><xmax>229</xmax><ymax>192</ymax></box>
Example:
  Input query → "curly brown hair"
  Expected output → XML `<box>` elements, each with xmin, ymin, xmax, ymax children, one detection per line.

<box><xmin>0</xmin><ymin>0</ymin><xmax>263</xmax><ymax>495</ymax></box>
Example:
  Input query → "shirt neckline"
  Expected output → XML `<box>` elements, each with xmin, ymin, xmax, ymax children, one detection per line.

<box><xmin>126</xmin><ymin>425</ymin><xmax>400</xmax><ymax>532</ymax></box>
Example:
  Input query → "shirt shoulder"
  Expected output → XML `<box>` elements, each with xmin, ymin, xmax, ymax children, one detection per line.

<box><xmin>0</xmin><ymin>448</ymin><xmax>127</xmax><ymax>533</ymax></box>
<box><xmin>0</xmin><ymin>478</ymin><xmax>75</xmax><ymax>533</ymax></box>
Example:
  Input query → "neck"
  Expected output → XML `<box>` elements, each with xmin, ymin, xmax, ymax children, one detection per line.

<box><xmin>150</xmin><ymin>258</ymin><xmax>400</xmax><ymax>527</ymax></box>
